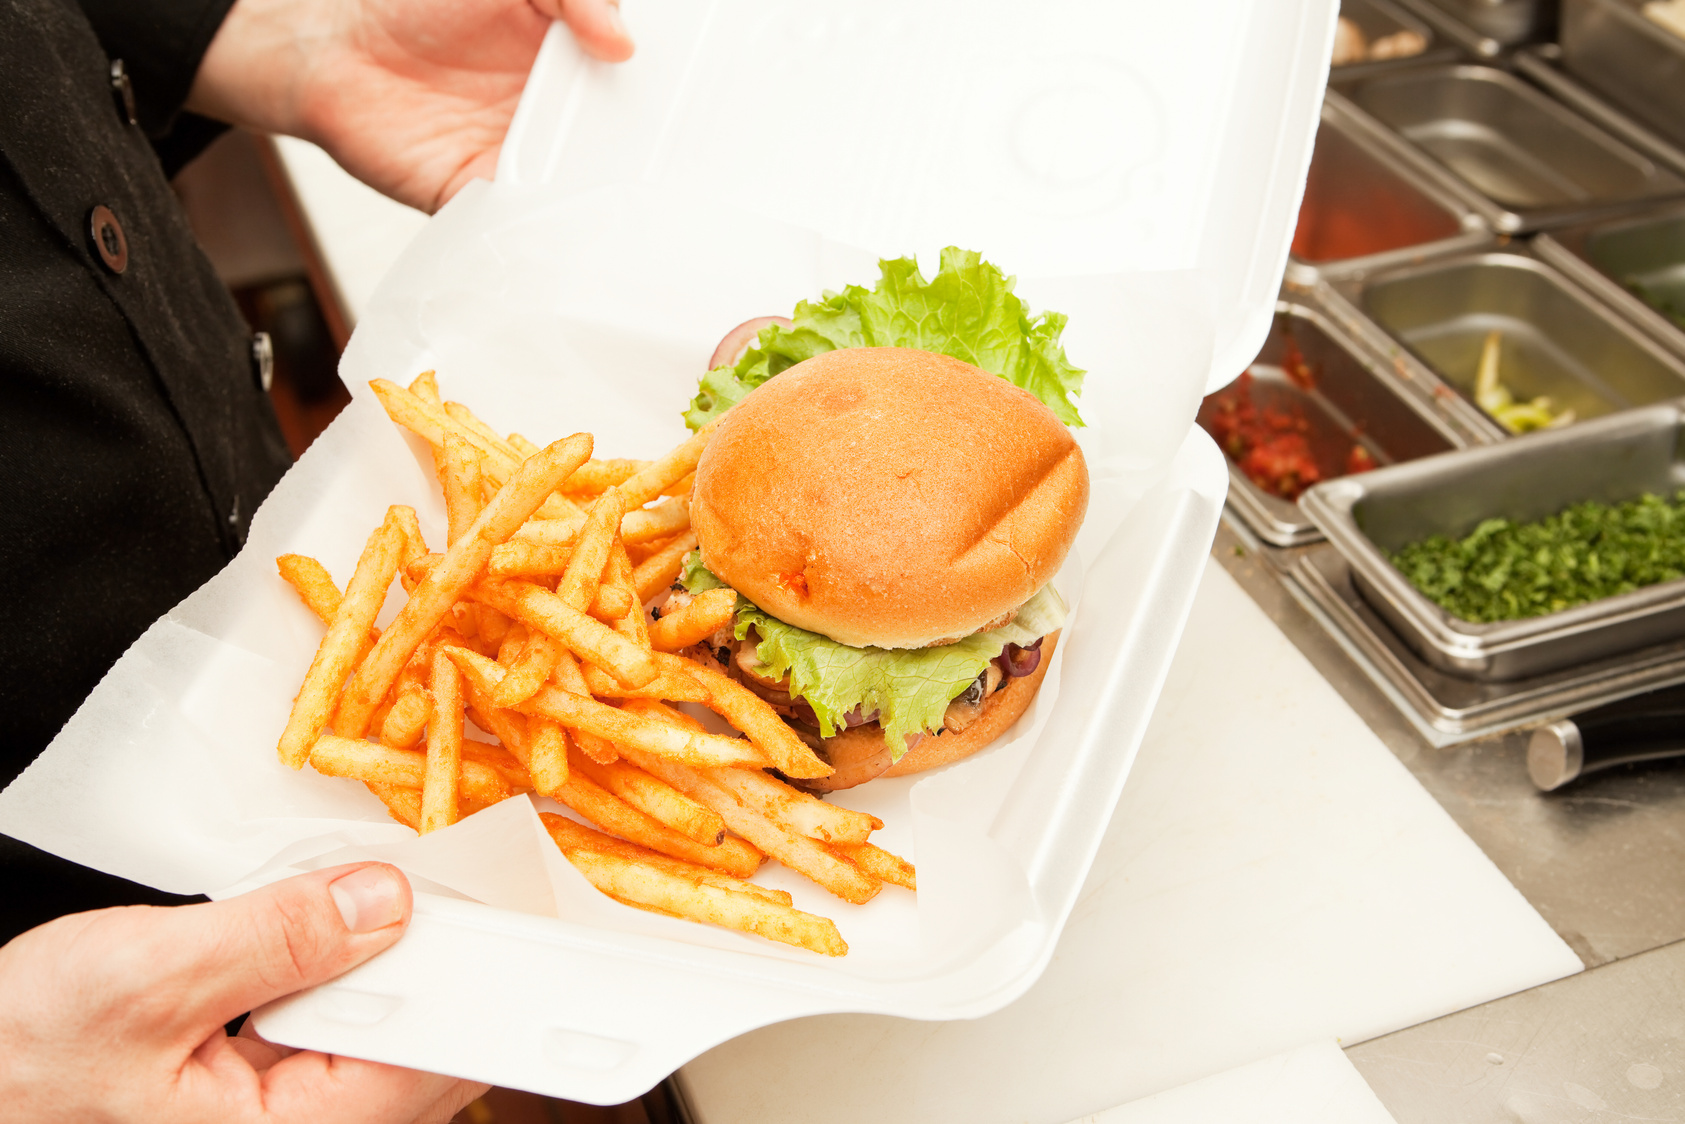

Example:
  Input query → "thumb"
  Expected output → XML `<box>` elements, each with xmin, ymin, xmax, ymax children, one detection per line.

<box><xmin>139</xmin><ymin>862</ymin><xmax>412</xmax><ymax>1042</ymax></box>
<box><xmin>543</xmin><ymin>0</ymin><xmax>636</xmax><ymax>62</ymax></box>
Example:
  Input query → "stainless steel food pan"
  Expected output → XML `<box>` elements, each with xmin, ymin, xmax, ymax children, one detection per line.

<box><xmin>1334</xmin><ymin>0</ymin><xmax>1456</xmax><ymax>76</ymax></box>
<box><xmin>1197</xmin><ymin>301</ymin><xmax>1465</xmax><ymax>547</ymax></box>
<box><xmin>1537</xmin><ymin>203</ymin><xmax>1685</xmax><ymax>362</ymax></box>
<box><xmin>1513</xmin><ymin>45</ymin><xmax>1685</xmax><ymax>181</ymax></box>
<box><xmin>1403</xmin><ymin>0</ymin><xmax>1556</xmax><ymax>47</ymax></box>
<box><xmin>1300</xmin><ymin>403</ymin><xmax>1685</xmax><ymax>680</ymax></box>
<box><xmin>1359</xmin><ymin>251</ymin><xmax>1685</xmax><ymax>429</ymax></box>
<box><xmin>1562</xmin><ymin>0</ymin><xmax>1685</xmax><ymax>155</ymax></box>
<box><xmin>1290</xmin><ymin>97</ymin><xmax>1490</xmax><ymax>280</ymax></box>
<box><xmin>1341</xmin><ymin>65</ymin><xmax>1685</xmax><ymax>232</ymax></box>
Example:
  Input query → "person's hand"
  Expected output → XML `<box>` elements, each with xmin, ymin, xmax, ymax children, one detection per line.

<box><xmin>187</xmin><ymin>0</ymin><xmax>635</xmax><ymax>212</ymax></box>
<box><xmin>0</xmin><ymin>862</ymin><xmax>487</xmax><ymax>1124</ymax></box>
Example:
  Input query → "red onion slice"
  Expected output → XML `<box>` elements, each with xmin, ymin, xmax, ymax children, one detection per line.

<box><xmin>709</xmin><ymin>316</ymin><xmax>793</xmax><ymax>370</ymax></box>
<box><xmin>1003</xmin><ymin>639</ymin><xmax>1043</xmax><ymax>678</ymax></box>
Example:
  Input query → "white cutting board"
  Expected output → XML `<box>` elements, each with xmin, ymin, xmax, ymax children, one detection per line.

<box><xmin>675</xmin><ymin>563</ymin><xmax>1582</xmax><ymax>1124</ymax></box>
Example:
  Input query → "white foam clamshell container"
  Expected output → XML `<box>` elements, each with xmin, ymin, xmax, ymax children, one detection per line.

<box><xmin>0</xmin><ymin>0</ymin><xmax>1333</xmax><ymax>1103</ymax></box>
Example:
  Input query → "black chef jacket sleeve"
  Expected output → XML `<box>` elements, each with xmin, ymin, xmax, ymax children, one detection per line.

<box><xmin>0</xmin><ymin>0</ymin><xmax>292</xmax><ymax>943</ymax></box>
<box><xmin>76</xmin><ymin>0</ymin><xmax>241</xmax><ymax>175</ymax></box>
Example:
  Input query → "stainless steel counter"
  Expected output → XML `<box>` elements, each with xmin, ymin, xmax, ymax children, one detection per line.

<box><xmin>1216</xmin><ymin>518</ymin><xmax>1685</xmax><ymax>1120</ymax></box>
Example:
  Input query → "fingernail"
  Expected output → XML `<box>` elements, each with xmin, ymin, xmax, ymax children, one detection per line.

<box><xmin>605</xmin><ymin>2</ymin><xmax>628</xmax><ymax>40</ymax></box>
<box><xmin>329</xmin><ymin>866</ymin><xmax>405</xmax><ymax>933</ymax></box>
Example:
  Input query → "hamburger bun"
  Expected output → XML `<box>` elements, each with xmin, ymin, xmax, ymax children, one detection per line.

<box><xmin>691</xmin><ymin>347</ymin><xmax>1088</xmax><ymax>649</ymax></box>
<box><xmin>883</xmin><ymin>631</ymin><xmax>1058</xmax><ymax>777</ymax></box>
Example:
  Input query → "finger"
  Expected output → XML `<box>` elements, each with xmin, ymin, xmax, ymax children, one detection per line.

<box><xmin>415</xmin><ymin>1080</ymin><xmax>494</xmax><ymax>1124</ymax></box>
<box><xmin>550</xmin><ymin>0</ymin><xmax>635</xmax><ymax>61</ymax></box>
<box><xmin>117</xmin><ymin>862</ymin><xmax>412</xmax><ymax>1043</ymax></box>
<box><xmin>239</xmin><ymin>1016</ymin><xmax>303</xmax><ymax>1065</ymax></box>
<box><xmin>260</xmin><ymin>1050</ymin><xmax>467</xmax><ymax>1124</ymax></box>
<box><xmin>223</xmin><ymin>1031</ymin><xmax>287</xmax><ymax>1072</ymax></box>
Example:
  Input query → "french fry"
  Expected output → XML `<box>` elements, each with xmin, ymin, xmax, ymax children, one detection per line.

<box><xmin>437</xmin><ymin>432</ymin><xmax>485</xmax><ymax>545</ymax></box>
<box><xmin>579</xmin><ymin>663</ymin><xmax>709</xmax><ymax>703</ymax></box>
<box><xmin>621</xmin><ymin>698</ymin><xmax>705</xmax><ymax>731</ymax></box>
<box><xmin>459</xmin><ymin>736</ymin><xmax>534</xmax><ymax>790</ymax></box>
<box><xmin>619</xmin><ymin>748</ymin><xmax>880</xmax><ymax>905</ymax></box>
<box><xmin>541</xmin><ymin>813</ymin><xmax>785</xmax><ymax>903</ymax></box>
<box><xmin>533</xmin><ymin>490</ymin><xmax>587</xmax><ymax>521</ymax></box>
<box><xmin>406</xmin><ymin>552</ymin><xmax>444</xmax><ymax>585</ymax></box>
<box><xmin>550</xmin><ymin>649</ymin><xmax>619</xmax><ymax>764</ymax></box>
<box><xmin>379</xmin><ymin>683</ymin><xmax>429</xmax><ymax>748</ymax></box>
<box><xmin>633</xmin><ymin>531</ymin><xmax>698</xmax><ymax>604</ymax></box>
<box><xmin>367</xmin><ymin>782</ymin><xmax>422</xmax><ymax>830</ymax></box>
<box><xmin>506</xmin><ymin>432</ymin><xmax>541</xmax><ymax>458</ymax></box>
<box><xmin>370</xmin><ymin>378</ymin><xmax>521</xmax><ymax>482</ymax></box>
<box><xmin>543</xmin><ymin>816</ymin><xmax>841</xmax><ymax>955</ymax></box>
<box><xmin>665</xmin><ymin>655</ymin><xmax>830</xmax><ymax>779</ymax></box>
<box><xmin>709</xmin><ymin>767</ymin><xmax>882</xmax><ymax>844</ymax></box>
<box><xmin>606</xmin><ymin>545</ymin><xmax>652</xmax><ymax>650</ymax></box>
<box><xmin>621</xmin><ymin>496</ymin><xmax>691</xmax><ymax>545</ymax></box>
<box><xmin>571</xmin><ymin>752</ymin><xmax>726</xmax><ymax>845</ymax></box>
<box><xmin>833</xmin><ymin>842</ymin><xmax>916</xmax><ymax>891</ymax></box>
<box><xmin>553</xmin><ymin>768</ymin><xmax>763</xmax><ymax>877</ymax></box>
<box><xmin>561</xmin><ymin>459</ymin><xmax>647</xmax><ymax>495</ymax></box>
<box><xmin>650</xmin><ymin>587</ymin><xmax>737</xmax><ymax>652</ymax></box>
<box><xmin>333</xmin><ymin>431</ymin><xmax>592</xmax><ymax>738</ymax></box>
<box><xmin>470</xmin><ymin>580</ymin><xmax>658</xmax><ymax>689</ymax></box>
<box><xmin>444</xmin><ymin>401</ymin><xmax>522</xmax><ymax>463</ymax></box>
<box><xmin>408</xmin><ymin>369</ymin><xmax>441</xmax><ymax>404</ymax></box>
<box><xmin>492</xmin><ymin>629</ymin><xmax>562</xmax><ymax>707</ymax></box>
<box><xmin>511</xmin><ymin>512</ymin><xmax>586</xmax><ymax>549</ymax></box>
<box><xmin>277</xmin><ymin>507</ymin><xmax>408</xmax><ymax>768</ymax></box>
<box><xmin>487</xmin><ymin>539</ymin><xmax>574</xmax><ymax>578</ymax></box>
<box><xmin>556</xmin><ymin>491</ymin><xmax>623</xmax><ymax>611</ymax></box>
<box><xmin>309</xmin><ymin>735</ymin><xmax>509</xmax><ymax>806</ymax></box>
<box><xmin>616</xmin><ymin>417</ymin><xmax>723</xmax><ymax>509</ymax></box>
<box><xmin>422</xmin><ymin>649</ymin><xmax>465</xmax><ymax>833</ymax></box>
<box><xmin>392</xmin><ymin>507</ymin><xmax>429</xmax><ymax>593</ymax></box>
<box><xmin>526</xmin><ymin>717</ymin><xmax>571</xmax><ymax>796</ymax></box>
<box><xmin>590</xmin><ymin>584</ymin><xmax>636</xmax><ymax>622</ymax></box>
<box><xmin>276</xmin><ymin>554</ymin><xmax>344</xmax><ymax>626</ymax></box>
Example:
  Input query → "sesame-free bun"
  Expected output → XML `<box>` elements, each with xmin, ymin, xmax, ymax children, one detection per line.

<box><xmin>691</xmin><ymin>347</ymin><xmax>1087</xmax><ymax>649</ymax></box>
<box><xmin>884</xmin><ymin>631</ymin><xmax>1058</xmax><ymax>777</ymax></box>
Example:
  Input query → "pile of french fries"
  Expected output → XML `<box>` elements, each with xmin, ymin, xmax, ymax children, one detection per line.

<box><xmin>272</xmin><ymin>372</ymin><xmax>913</xmax><ymax>956</ymax></box>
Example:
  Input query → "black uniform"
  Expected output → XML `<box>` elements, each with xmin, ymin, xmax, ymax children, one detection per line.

<box><xmin>0</xmin><ymin>0</ymin><xmax>293</xmax><ymax>942</ymax></box>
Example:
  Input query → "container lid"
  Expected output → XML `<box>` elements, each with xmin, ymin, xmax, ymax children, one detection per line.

<box><xmin>499</xmin><ymin>0</ymin><xmax>1336</xmax><ymax>393</ymax></box>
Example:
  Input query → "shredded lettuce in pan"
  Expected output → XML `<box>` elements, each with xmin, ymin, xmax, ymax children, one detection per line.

<box><xmin>681</xmin><ymin>552</ymin><xmax>1065</xmax><ymax>759</ymax></box>
<box><xmin>683</xmin><ymin>247</ymin><xmax>1086</xmax><ymax>430</ymax></box>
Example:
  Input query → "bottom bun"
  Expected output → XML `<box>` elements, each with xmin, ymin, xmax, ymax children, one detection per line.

<box><xmin>883</xmin><ymin>630</ymin><xmax>1060</xmax><ymax>778</ymax></box>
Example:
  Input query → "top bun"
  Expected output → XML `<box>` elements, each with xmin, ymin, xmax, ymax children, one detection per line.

<box><xmin>691</xmin><ymin>347</ymin><xmax>1088</xmax><ymax>649</ymax></box>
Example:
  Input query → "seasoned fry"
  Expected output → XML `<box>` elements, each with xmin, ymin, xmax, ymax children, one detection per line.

<box><xmin>833</xmin><ymin>842</ymin><xmax>916</xmax><ymax>890</ymax></box>
<box><xmin>408</xmin><ymin>369</ymin><xmax>441</xmax><ymax>404</ymax></box>
<box><xmin>437</xmin><ymin>432</ymin><xmax>485</xmax><ymax>545</ymax></box>
<box><xmin>590</xmin><ymin>584</ymin><xmax>636</xmax><ymax>622</ymax></box>
<box><xmin>550</xmin><ymin>649</ymin><xmax>619</xmax><ymax>764</ymax></box>
<box><xmin>470</xmin><ymin>580</ymin><xmax>658</xmax><ymax>689</ymax></box>
<box><xmin>621</xmin><ymin>496</ymin><xmax>691</xmax><ymax>545</ymax></box>
<box><xmin>422</xmin><ymin>648</ymin><xmax>465</xmax><ymax>833</ymax></box>
<box><xmin>444</xmin><ymin>401</ymin><xmax>522</xmax><ymax>463</ymax></box>
<box><xmin>487</xmin><ymin>539</ymin><xmax>574</xmax><ymax>578</ymax></box>
<box><xmin>277</xmin><ymin>507</ymin><xmax>408</xmax><ymax>768</ymax></box>
<box><xmin>379</xmin><ymin>683</ymin><xmax>429</xmax><ymax>748</ymax></box>
<box><xmin>276</xmin><ymin>554</ymin><xmax>344</xmax><ymax>626</ymax></box>
<box><xmin>309</xmin><ymin>735</ymin><xmax>509</xmax><ymax>806</ymax></box>
<box><xmin>557</xmin><ymin>491</ymin><xmax>623</xmax><ymax>611</ymax></box>
<box><xmin>665</xmin><ymin>654</ymin><xmax>831</xmax><ymax>779</ymax></box>
<box><xmin>333</xmin><ymin>431</ymin><xmax>592</xmax><ymax>738</ymax></box>
<box><xmin>571</xmin><ymin>752</ymin><xmax>726</xmax><ymax>845</ymax></box>
<box><xmin>492</xmin><ymin>629</ymin><xmax>562</xmax><ymax>707</ymax></box>
<box><xmin>511</xmin><ymin>512</ymin><xmax>586</xmax><ymax>548</ymax></box>
<box><xmin>579</xmin><ymin>662</ymin><xmax>708</xmax><ymax>703</ymax></box>
<box><xmin>633</xmin><ymin>531</ymin><xmax>698</xmax><ymax>604</ymax></box>
<box><xmin>459</xmin><ymin>736</ymin><xmax>534</xmax><ymax>790</ymax></box>
<box><xmin>541</xmin><ymin>813</ymin><xmax>785</xmax><ymax>903</ymax></box>
<box><xmin>369</xmin><ymin>378</ymin><xmax>521</xmax><ymax>482</ymax></box>
<box><xmin>709</xmin><ymin>767</ymin><xmax>882</xmax><ymax>844</ymax></box>
<box><xmin>392</xmin><ymin>507</ymin><xmax>429</xmax><ymax>593</ymax></box>
<box><xmin>540</xmin><ymin>815</ymin><xmax>839</xmax><ymax>954</ymax></box>
<box><xmin>616</xmin><ymin>417</ymin><xmax>723</xmax><ymax>509</ymax></box>
<box><xmin>619</xmin><ymin>748</ymin><xmax>880</xmax><ymax>905</ymax></box>
<box><xmin>561</xmin><ymin>459</ymin><xmax>647</xmax><ymax>495</ymax></box>
<box><xmin>526</xmin><ymin>717</ymin><xmax>571</xmax><ymax>796</ymax></box>
<box><xmin>650</xmin><ymin>586</ymin><xmax>737</xmax><ymax>652</ymax></box>
<box><xmin>605</xmin><ymin>545</ymin><xmax>652</xmax><ymax>650</ymax></box>
<box><xmin>506</xmin><ymin>432</ymin><xmax>541</xmax><ymax>458</ymax></box>
<box><xmin>553</xmin><ymin>768</ymin><xmax>762</xmax><ymax>876</ymax></box>
<box><xmin>532</xmin><ymin>490</ymin><xmax>587</xmax><ymax>521</ymax></box>
<box><xmin>367</xmin><ymin>782</ymin><xmax>422</xmax><ymax>829</ymax></box>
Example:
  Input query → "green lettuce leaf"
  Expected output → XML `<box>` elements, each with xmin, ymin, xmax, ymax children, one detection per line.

<box><xmin>683</xmin><ymin>247</ymin><xmax>1086</xmax><ymax>430</ymax></box>
<box><xmin>680</xmin><ymin>552</ymin><xmax>1065</xmax><ymax>760</ymax></box>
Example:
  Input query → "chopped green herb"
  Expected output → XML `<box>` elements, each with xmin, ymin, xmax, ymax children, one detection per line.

<box><xmin>1390</xmin><ymin>492</ymin><xmax>1685</xmax><ymax>622</ymax></box>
